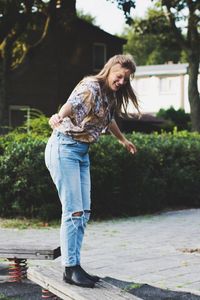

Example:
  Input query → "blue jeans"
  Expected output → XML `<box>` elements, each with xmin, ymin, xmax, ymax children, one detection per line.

<box><xmin>45</xmin><ymin>130</ymin><xmax>91</xmax><ymax>266</ymax></box>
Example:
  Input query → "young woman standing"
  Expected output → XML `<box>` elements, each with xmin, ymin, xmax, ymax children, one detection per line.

<box><xmin>45</xmin><ymin>54</ymin><xmax>140</xmax><ymax>288</ymax></box>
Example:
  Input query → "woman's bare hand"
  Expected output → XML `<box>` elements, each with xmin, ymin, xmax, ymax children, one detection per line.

<box><xmin>120</xmin><ymin>139</ymin><xmax>137</xmax><ymax>155</ymax></box>
<box><xmin>49</xmin><ymin>113</ymin><xmax>63</xmax><ymax>129</ymax></box>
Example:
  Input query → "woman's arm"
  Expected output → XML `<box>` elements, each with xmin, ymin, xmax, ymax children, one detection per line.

<box><xmin>108</xmin><ymin>119</ymin><xmax>137</xmax><ymax>155</ymax></box>
<box><xmin>49</xmin><ymin>102</ymin><xmax>72</xmax><ymax>128</ymax></box>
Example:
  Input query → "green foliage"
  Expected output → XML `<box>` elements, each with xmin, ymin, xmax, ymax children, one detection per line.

<box><xmin>0</xmin><ymin>294</ymin><xmax>20</xmax><ymax>300</ymax></box>
<box><xmin>90</xmin><ymin>131</ymin><xmax>200</xmax><ymax>218</ymax></box>
<box><xmin>156</xmin><ymin>106</ymin><xmax>191</xmax><ymax>131</ymax></box>
<box><xmin>123</xmin><ymin>28</ymin><xmax>157</xmax><ymax>65</ymax></box>
<box><xmin>123</xmin><ymin>8</ymin><xmax>183</xmax><ymax>65</ymax></box>
<box><xmin>17</xmin><ymin>108</ymin><xmax>50</xmax><ymax>135</ymax></box>
<box><xmin>77</xmin><ymin>9</ymin><xmax>97</xmax><ymax>25</ymax></box>
<box><xmin>24</xmin><ymin>114</ymin><xmax>51</xmax><ymax>137</ymax></box>
<box><xmin>0</xmin><ymin>133</ymin><xmax>59</xmax><ymax>220</ymax></box>
<box><xmin>108</xmin><ymin>0</ymin><xmax>136</xmax><ymax>25</ymax></box>
<box><xmin>0</xmin><ymin>127</ymin><xmax>200</xmax><ymax>220</ymax></box>
<box><xmin>0</xmin><ymin>115</ymin><xmax>51</xmax><ymax>155</ymax></box>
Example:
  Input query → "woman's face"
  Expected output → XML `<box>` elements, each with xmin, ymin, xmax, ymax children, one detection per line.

<box><xmin>107</xmin><ymin>64</ymin><xmax>132</xmax><ymax>92</ymax></box>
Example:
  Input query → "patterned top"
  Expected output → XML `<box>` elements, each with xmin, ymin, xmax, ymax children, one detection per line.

<box><xmin>56</xmin><ymin>77</ymin><xmax>116</xmax><ymax>143</ymax></box>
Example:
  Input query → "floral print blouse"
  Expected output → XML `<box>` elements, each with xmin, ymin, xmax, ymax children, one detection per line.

<box><xmin>56</xmin><ymin>77</ymin><xmax>116</xmax><ymax>143</ymax></box>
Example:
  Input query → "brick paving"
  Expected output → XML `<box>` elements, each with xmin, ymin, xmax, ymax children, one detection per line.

<box><xmin>0</xmin><ymin>208</ymin><xmax>200</xmax><ymax>299</ymax></box>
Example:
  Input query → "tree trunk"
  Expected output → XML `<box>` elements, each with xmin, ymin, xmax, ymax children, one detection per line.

<box><xmin>188</xmin><ymin>52</ymin><xmax>200</xmax><ymax>132</ymax></box>
<box><xmin>0</xmin><ymin>56</ymin><xmax>6</xmax><ymax>127</ymax></box>
<box><xmin>0</xmin><ymin>39</ymin><xmax>13</xmax><ymax>128</ymax></box>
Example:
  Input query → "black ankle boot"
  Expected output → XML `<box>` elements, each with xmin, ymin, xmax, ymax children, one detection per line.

<box><xmin>63</xmin><ymin>266</ymin><xmax>95</xmax><ymax>288</ymax></box>
<box><xmin>77</xmin><ymin>265</ymin><xmax>100</xmax><ymax>283</ymax></box>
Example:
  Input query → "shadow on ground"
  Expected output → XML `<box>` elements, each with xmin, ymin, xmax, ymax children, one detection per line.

<box><xmin>0</xmin><ymin>281</ymin><xmax>41</xmax><ymax>300</ymax></box>
<box><xmin>104</xmin><ymin>277</ymin><xmax>200</xmax><ymax>300</ymax></box>
<box><xmin>0</xmin><ymin>274</ymin><xmax>200</xmax><ymax>299</ymax></box>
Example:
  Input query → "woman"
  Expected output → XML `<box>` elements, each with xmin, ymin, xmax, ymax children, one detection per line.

<box><xmin>45</xmin><ymin>54</ymin><xmax>140</xmax><ymax>288</ymax></box>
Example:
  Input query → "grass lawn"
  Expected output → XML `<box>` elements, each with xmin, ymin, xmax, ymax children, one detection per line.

<box><xmin>0</xmin><ymin>218</ymin><xmax>60</xmax><ymax>229</ymax></box>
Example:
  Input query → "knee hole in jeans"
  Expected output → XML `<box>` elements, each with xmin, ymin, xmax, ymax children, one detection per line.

<box><xmin>72</xmin><ymin>211</ymin><xmax>83</xmax><ymax>217</ymax></box>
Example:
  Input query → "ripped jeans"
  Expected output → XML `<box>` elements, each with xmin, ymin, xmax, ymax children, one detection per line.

<box><xmin>45</xmin><ymin>130</ymin><xmax>91</xmax><ymax>266</ymax></box>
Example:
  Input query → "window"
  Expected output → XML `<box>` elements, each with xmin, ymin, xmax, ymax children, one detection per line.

<box><xmin>93</xmin><ymin>43</ymin><xmax>106</xmax><ymax>71</ymax></box>
<box><xmin>9</xmin><ymin>105</ymin><xmax>30</xmax><ymax>128</ymax></box>
<box><xmin>159</xmin><ymin>77</ymin><xmax>176</xmax><ymax>94</ymax></box>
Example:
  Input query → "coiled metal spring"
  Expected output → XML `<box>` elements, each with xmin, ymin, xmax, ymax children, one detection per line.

<box><xmin>8</xmin><ymin>258</ymin><xmax>28</xmax><ymax>282</ymax></box>
<box><xmin>42</xmin><ymin>289</ymin><xmax>59</xmax><ymax>299</ymax></box>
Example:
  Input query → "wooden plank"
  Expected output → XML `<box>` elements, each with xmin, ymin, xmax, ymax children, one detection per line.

<box><xmin>27</xmin><ymin>263</ymin><xmax>141</xmax><ymax>300</ymax></box>
<box><xmin>0</xmin><ymin>246</ymin><xmax>61</xmax><ymax>260</ymax></box>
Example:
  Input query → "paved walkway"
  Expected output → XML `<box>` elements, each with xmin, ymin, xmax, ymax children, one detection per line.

<box><xmin>0</xmin><ymin>209</ymin><xmax>200</xmax><ymax>299</ymax></box>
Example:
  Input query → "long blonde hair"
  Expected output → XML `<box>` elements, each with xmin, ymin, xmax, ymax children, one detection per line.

<box><xmin>94</xmin><ymin>54</ymin><xmax>140</xmax><ymax>116</ymax></box>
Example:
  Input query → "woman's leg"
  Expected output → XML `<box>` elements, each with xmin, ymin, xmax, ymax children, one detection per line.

<box><xmin>58</xmin><ymin>159</ymin><xmax>84</xmax><ymax>267</ymax></box>
<box><xmin>55</xmin><ymin>153</ymin><xmax>84</xmax><ymax>267</ymax></box>
<box><xmin>45</xmin><ymin>133</ymin><xmax>95</xmax><ymax>287</ymax></box>
<box><xmin>45</xmin><ymin>132</ymin><xmax>90</xmax><ymax>266</ymax></box>
<box><xmin>75</xmin><ymin>156</ymin><xmax>100</xmax><ymax>283</ymax></box>
<box><xmin>76</xmin><ymin>156</ymin><xmax>91</xmax><ymax>265</ymax></box>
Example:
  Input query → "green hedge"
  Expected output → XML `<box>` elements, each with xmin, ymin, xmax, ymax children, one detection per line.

<box><xmin>156</xmin><ymin>106</ymin><xmax>191</xmax><ymax>131</ymax></box>
<box><xmin>0</xmin><ymin>135</ymin><xmax>60</xmax><ymax>219</ymax></box>
<box><xmin>90</xmin><ymin>130</ymin><xmax>200</xmax><ymax>218</ymax></box>
<box><xmin>0</xmin><ymin>129</ymin><xmax>200</xmax><ymax>220</ymax></box>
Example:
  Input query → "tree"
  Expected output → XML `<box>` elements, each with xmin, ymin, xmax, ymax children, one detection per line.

<box><xmin>123</xmin><ymin>9</ymin><xmax>183</xmax><ymax>65</ymax></box>
<box><xmin>1</xmin><ymin>0</ymin><xmax>199</xmax><ymax>131</ymax></box>
<box><xmin>156</xmin><ymin>1</ymin><xmax>200</xmax><ymax>132</ymax></box>
<box><xmin>77</xmin><ymin>9</ymin><xmax>96</xmax><ymax>25</ymax></box>
<box><xmin>0</xmin><ymin>0</ymin><xmax>77</xmax><ymax>126</ymax></box>
<box><xmin>111</xmin><ymin>0</ymin><xmax>200</xmax><ymax>132</ymax></box>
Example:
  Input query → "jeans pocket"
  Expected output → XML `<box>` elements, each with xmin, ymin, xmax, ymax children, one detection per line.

<box><xmin>59</xmin><ymin>136</ymin><xmax>77</xmax><ymax>145</ymax></box>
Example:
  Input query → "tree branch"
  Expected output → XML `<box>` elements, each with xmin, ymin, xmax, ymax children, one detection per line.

<box><xmin>29</xmin><ymin>16</ymin><xmax>51</xmax><ymax>48</ymax></box>
<box><xmin>163</xmin><ymin>1</ymin><xmax>189</xmax><ymax>50</ymax></box>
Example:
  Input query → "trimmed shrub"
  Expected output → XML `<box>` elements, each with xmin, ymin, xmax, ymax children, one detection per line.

<box><xmin>24</xmin><ymin>114</ymin><xmax>51</xmax><ymax>138</ymax></box>
<box><xmin>0</xmin><ymin>135</ymin><xmax>60</xmax><ymax>219</ymax></box>
<box><xmin>0</xmin><ymin>129</ymin><xmax>200</xmax><ymax>220</ymax></box>
<box><xmin>156</xmin><ymin>106</ymin><xmax>191</xmax><ymax>131</ymax></box>
<box><xmin>90</xmin><ymin>130</ymin><xmax>200</xmax><ymax>218</ymax></box>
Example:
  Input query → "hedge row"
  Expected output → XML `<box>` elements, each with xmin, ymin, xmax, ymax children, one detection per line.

<box><xmin>90</xmin><ymin>130</ymin><xmax>200</xmax><ymax>218</ymax></box>
<box><xmin>0</xmin><ymin>129</ymin><xmax>200</xmax><ymax>220</ymax></box>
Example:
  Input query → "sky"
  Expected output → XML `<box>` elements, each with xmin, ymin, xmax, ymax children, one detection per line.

<box><xmin>76</xmin><ymin>0</ymin><xmax>153</xmax><ymax>35</ymax></box>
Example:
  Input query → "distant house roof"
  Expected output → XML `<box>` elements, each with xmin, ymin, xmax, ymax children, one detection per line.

<box><xmin>76</xmin><ymin>17</ymin><xmax>127</xmax><ymax>44</ymax></box>
<box><xmin>135</xmin><ymin>63</ymin><xmax>189</xmax><ymax>77</ymax></box>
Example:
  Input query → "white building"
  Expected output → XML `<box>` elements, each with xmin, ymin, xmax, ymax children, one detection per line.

<box><xmin>131</xmin><ymin>63</ymin><xmax>200</xmax><ymax>114</ymax></box>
